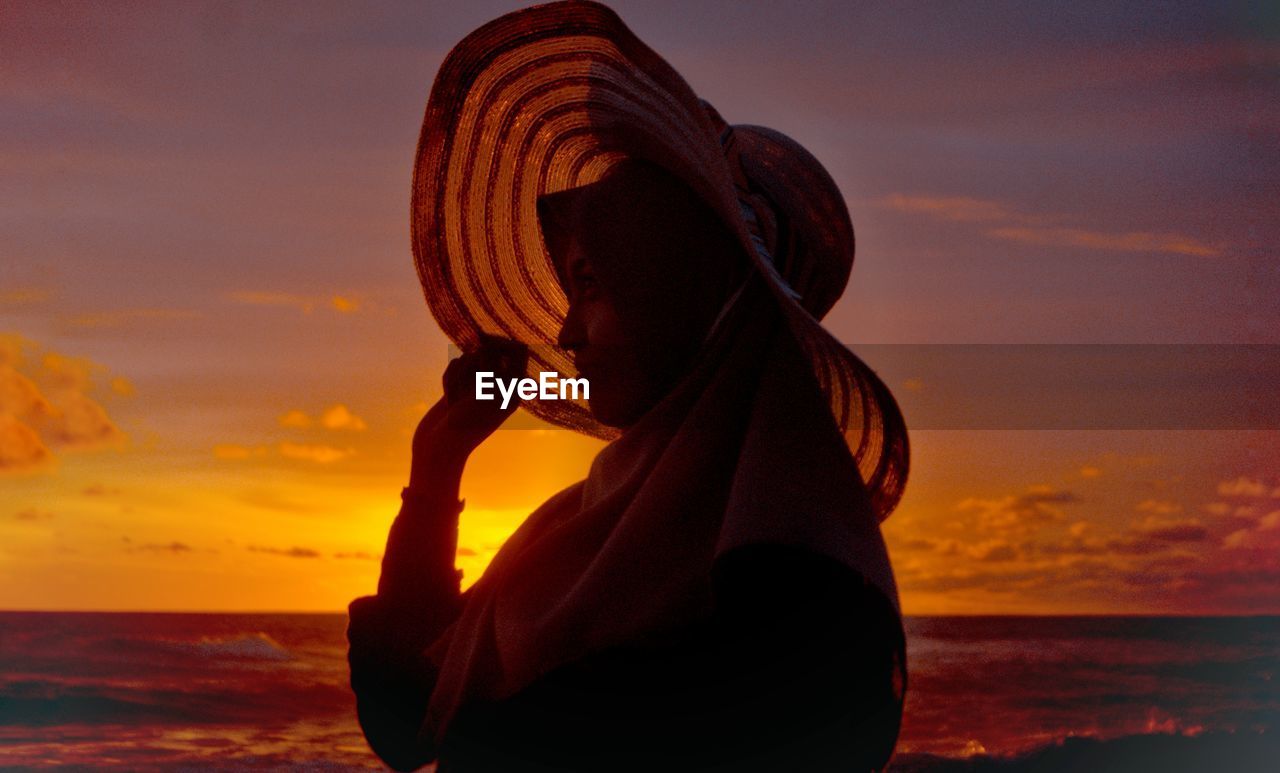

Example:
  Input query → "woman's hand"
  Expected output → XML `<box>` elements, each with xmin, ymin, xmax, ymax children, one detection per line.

<box><xmin>409</xmin><ymin>335</ymin><xmax>529</xmax><ymax>487</ymax></box>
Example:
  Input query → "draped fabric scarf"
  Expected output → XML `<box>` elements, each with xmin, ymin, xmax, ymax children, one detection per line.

<box><xmin>417</xmin><ymin>162</ymin><xmax>900</xmax><ymax>748</ymax></box>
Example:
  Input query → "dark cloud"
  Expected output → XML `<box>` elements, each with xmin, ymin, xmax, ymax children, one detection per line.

<box><xmin>249</xmin><ymin>545</ymin><xmax>321</xmax><ymax>559</ymax></box>
<box><xmin>125</xmin><ymin>539</ymin><xmax>194</xmax><ymax>554</ymax></box>
<box><xmin>14</xmin><ymin>508</ymin><xmax>54</xmax><ymax>521</ymax></box>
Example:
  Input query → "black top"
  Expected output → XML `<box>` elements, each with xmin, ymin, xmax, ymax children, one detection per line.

<box><xmin>347</xmin><ymin>489</ymin><xmax>905</xmax><ymax>772</ymax></box>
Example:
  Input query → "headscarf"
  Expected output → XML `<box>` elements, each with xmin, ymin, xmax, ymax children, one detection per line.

<box><xmin>417</xmin><ymin>160</ymin><xmax>899</xmax><ymax>747</ymax></box>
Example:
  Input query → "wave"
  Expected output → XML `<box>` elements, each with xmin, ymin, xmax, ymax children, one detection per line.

<box><xmin>890</xmin><ymin>730</ymin><xmax>1280</xmax><ymax>773</ymax></box>
<box><xmin>0</xmin><ymin>676</ymin><xmax>352</xmax><ymax>728</ymax></box>
<box><xmin>158</xmin><ymin>632</ymin><xmax>293</xmax><ymax>662</ymax></box>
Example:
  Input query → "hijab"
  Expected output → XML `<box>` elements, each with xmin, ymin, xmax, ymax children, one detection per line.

<box><xmin>418</xmin><ymin>159</ymin><xmax>899</xmax><ymax>747</ymax></box>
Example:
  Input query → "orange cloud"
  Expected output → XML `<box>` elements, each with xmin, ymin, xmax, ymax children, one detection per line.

<box><xmin>331</xmin><ymin>295</ymin><xmax>360</xmax><ymax>313</ymax></box>
<box><xmin>278</xmin><ymin>404</ymin><xmax>367</xmax><ymax>431</ymax></box>
<box><xmin>955</xmin><ymin>484</ymin><xmax>1079</xmax><ymax>533</ymax></box>
<box><xmin>229</xmin><ymin>291</ymin><xmax>368</xmax><ymax>315</ymax></box>
<box><xmin>1222</xmin><ymin>508</ymin><xmax>1280</xmax><ymax>551</ymax></box>
<box><xmin>0</xmin><ymin>335</ymin><xmax>126</xmax><ymax>473</ymax></box>
<box><xmin>987</xmin><ymin>226</ymin><xmax>1221</xmax><ymax>257</ymax></box>
<box><xmin>277</xmin><ymin>442</ymin><xmax>352</xmax><ymax>464</ymax></box>
<box><xmin>0</xmin><ymin>288</ymin><xmax>51</xmax><ymax>307</ymax></box>
<box><xmin>1135</xmin><ymin>498</ymin><xmax>1182</xmax><ymax>515</ymax></box>
<box><xmin>125</xmin><ymin>540</ymin><xmax>195</xmax><ymax>554</ymax></box>
<box><xmin>278</xmin><ymin>410</ymin><xmax>312</xmax><ymax>429</ymax></box>
<box><xmin>1216</xmin><ymin>476</ymin><xmax>1271</xmax><ymax>498</ymax></box>
<box><xmin>0</xmin><ymin>416</ymin><xmax>55</xmax><ymax>474</ymax></box>
<box><xmin>880</xmin><ymin>194</ymin><xmax>1020</xmax><ymax>223</ymax></box>
<box><xmin>882</xmin><ymin>192</ymin><xmax>1222</xmax><ymax>257</ymax></box>
<box><xmin>320</xmin><ymin>404</ymin><xmax>367</xmax><ymax>431</ymax></box>
<box><xmin>1134</xmin><ymin>514</ymin><xmax>1208</xmax><ymax>543</ymax></box>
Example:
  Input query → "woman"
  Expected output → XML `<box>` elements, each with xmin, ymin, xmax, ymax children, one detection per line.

<box><xmin>348</xmin><ymin>3</ymin><xmax>909</xmax><ymax>771</ymax></box>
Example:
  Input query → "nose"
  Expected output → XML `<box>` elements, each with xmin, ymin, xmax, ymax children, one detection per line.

<box><xmin>557</xmin><ymin>301</ymin><xmax>587</xmax><ymax>352</ymax></box>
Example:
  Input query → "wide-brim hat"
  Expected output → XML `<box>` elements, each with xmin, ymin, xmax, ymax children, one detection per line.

<box><xmin>411</xmin><ymin>0</ymin><xmax>908</xmax><ymax>520</ymax></box>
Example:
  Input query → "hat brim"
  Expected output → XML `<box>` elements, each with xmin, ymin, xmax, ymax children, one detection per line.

<box><xmin>411</xmin><ymin>0</ymin><xmax>907</xmax><ymax>520</ymax></box>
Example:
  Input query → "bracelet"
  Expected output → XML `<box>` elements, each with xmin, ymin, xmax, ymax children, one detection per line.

<box><xmin>400</xmin><ymin>486</ymin><xmax>465</xmax><ymax>514</ymax></box>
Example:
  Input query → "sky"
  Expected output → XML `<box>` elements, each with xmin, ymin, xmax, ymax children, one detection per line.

<box><xmin>2</xmin><ymin>0</ymin><xmax>1278</xmax><ymax>613</ymax></box>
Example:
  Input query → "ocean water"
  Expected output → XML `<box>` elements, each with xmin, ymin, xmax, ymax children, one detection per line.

<box><xmin>0</xmin><ymin>613</ymin><xmax>1276</xmax><ymax>770</ymax></box>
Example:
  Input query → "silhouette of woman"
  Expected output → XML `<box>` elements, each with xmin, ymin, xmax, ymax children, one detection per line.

<box><xmin>347</xmin><ymin>3</ymin><xmax>909</xmax><ymax>771</ymax></box>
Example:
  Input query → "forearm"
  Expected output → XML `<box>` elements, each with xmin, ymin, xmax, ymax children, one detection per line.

<box><xmin>377</xmin><ymin>485</ymin><xmax>465</xmax><ymax>605</ymax></box>
<box><xmin>347</xmin><ymin>456</ymin><xmax>469</xmax><ymax>769</ymax></box>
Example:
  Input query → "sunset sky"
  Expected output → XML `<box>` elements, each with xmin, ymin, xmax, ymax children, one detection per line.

<box><xmin>3</xmin><ymin>0</ymin><xmax>1277</xmax><ymax>614</ymax></box>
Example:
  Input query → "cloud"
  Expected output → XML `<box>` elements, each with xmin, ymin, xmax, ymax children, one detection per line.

<box><xmin>881</xmin><ymin>193</ymin><xmax>1222</xmax><ymax>257</ymax></box>
<box><xmin>0</xmin><ymin>335</ymin><xmax>126</xmax><ymax>473</ymax></box>
<box><xmin>1135</xmin><ymin>515</ymin><xmax>1208</xmax><ymax>543</ymax></box>
<box><xmin>0</xmin><ymin>414</ymin><xmax>54</xmax><ymax>474</ymax></box>
<box><xmin>967</xmin><ymin>539</ymin><xmax>1019</xmax><ymax>562</ymax></box>
<box><xmin>57</xmin><ymin>308</ymin><xmax>201</xmax><ymax>331</ymax></box>
<box><xmin>14</xmin><ymin>508</ymin><xmax>54</xmax><ymax>521</ymax></box>
<box><xmin>880</xmin><ymin>194</ymin><xmax>1022</xmax><ymax>223</ymax></box>
<box><xmin>330</xmin><ymin>295</ymin><xmax>360</xmax><ymax>313</ymax></box>
<box><xmin>1216</xmin><ymin>476</ymin><xmax>1271</xmax><ymax>498</ymax></box>
<box><xmin>0</xmin><ymin>288</ymin><xmax>51</xmax><ymax>307</ymax></box>
<box><xmin>1</xmin><ymin>361</ymin><xmax>55</xmax><ymax>417</ymax></box>
<box><xmin>278</xmin><ymin>404</ymin><xmax>367</xmax><ymax>432</ymax></box>
<box><xmin>1222</xmin><ymin>509</ymin><xmax>1280</xmax><ymax>552</ymax></box>
<box><xmin>334</xmin><ymin>550</ymin><xmax>379</xmax><ymax>560</ymax></box>
<box><xmin>1079</xmin><ymin>465</ymin><xmax>1103</xmax><ymax>479</ymax></box>
<box><xmin>37</xmin><ymin>390</ymin><xmax>123</xmax><ymax>449</ymax></box>
<box><xmin>320</xmin><ymin>404</ymin><xmax>366</xmax><ymax>431</ymax></box>
<box><xmin>277</xmin><ymin>442</ymin><xmax>352</xmax><ymax>464</ymax></box>
<box><xmin>956</xmin><ymin>484</ymin><xmax>1079</xmax><ymax>533</ymax></box>
<box><xmin>278</xmin><ymin>410</ymin><xmax>312</xmax><ymax>429</ymax></box>
<box><xmin>228</xmin><ymin>291</ymin><xmax>367</xmax><ymax>315</ymax></box>
<box><xmin>216</xmin><ymin>438</ymin><xmax>355</xmax><ymax>464</ymax></box>
<box><xmin>986</xmin><ymin>227</ymin><xmax>1221</xmax><ymax>257</ymax></box>
<box><xmin>250</xmin><ymin>545</ymin><xmax>321</xmax><ymax>559</ymax></box>
<box><xmin>130</xmin><ymin>540</ymin><xmax>194</xmax><ymax>554</ymax></box>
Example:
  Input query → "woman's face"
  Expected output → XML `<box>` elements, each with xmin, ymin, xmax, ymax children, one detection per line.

<box><xmin>555</xmin><ymin>232</ymin><xmax>678</xmax><ymax>428</ymax></box>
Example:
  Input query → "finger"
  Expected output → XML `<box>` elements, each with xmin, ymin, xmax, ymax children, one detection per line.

<box><xmin>497</xmin><ymin>349</ymin><xmax>527</xmax><ymax>381</ymax></box>
<box><xmin>479</xmin><ymin>338</ymin><xmax>527</xmax><ymax>381</ymax></box>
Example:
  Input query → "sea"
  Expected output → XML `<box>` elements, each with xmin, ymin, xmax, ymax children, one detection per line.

<box><xmin>0</xmin><ymin>613</ymin><xmax>1276</xmax><ymax>771</ymax></box>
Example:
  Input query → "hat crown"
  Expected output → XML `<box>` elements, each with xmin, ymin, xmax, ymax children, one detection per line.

<box><xmin>700</xmin><ymin>102</ymin><xmax>854</xmax><ymax>321</ymax></box>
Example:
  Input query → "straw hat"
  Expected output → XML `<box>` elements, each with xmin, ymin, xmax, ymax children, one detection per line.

<box><xmin>410</xmin><ymin>0</ymin><xmax>908</xmax><ymax>520</ymax></box>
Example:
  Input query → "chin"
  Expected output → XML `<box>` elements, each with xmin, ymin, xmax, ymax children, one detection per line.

<box><xmin>588</xmin><ymin>402</ymin><xmax>632</xmax><ymax>429</ymax></box>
